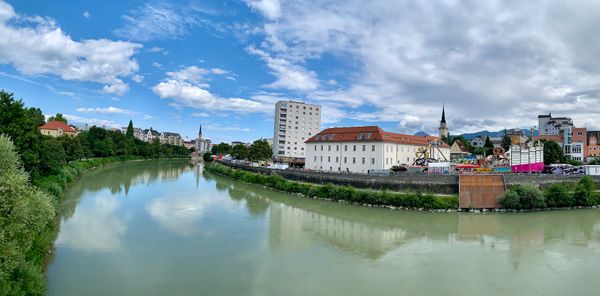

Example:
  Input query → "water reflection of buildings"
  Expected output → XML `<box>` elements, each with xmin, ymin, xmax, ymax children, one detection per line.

<box><xmin>269</xmin><ymin>204</ymin><xmax>409</xmax><ymax>259</ymax></box>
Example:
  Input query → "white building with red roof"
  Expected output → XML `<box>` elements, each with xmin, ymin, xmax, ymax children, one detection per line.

<box><xmin>305</xmin><ymin>126</ymin><xmax>449</xmax><ymax>173</ymax></box>
<box><xmin>39</xmin><ymin>121</ymin><xmax>79</xmax><ymax>138</ymax></box>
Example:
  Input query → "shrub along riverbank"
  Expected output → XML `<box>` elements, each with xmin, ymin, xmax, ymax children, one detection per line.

<box><xmin>499</xmin><ymin>177</ymin><xmax>600</xmax><ymax>210</ymax></box>
<box><xmin>205</xmin><ymin>162</ymin><xmax>459</xmax><ymax>209</ymax></box>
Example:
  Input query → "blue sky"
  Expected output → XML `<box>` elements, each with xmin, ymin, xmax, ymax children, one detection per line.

<box><xmin>2</xmin><ymin>0</ymin><xmax>600</xmax><ymax>143</ymax></box>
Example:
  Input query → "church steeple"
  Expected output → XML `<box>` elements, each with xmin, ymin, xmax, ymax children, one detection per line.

<box><xmin>440</xmin><ymin>103</ymin><xmax>446</xmax><ymax>124</ymax></box>
<box><xmin>439</xmin><ymin>103</ymin><xmax>449</xmax><ymax>138</ymax></box>
<box><xmin>198</xmin><ymin>125</ymin><xmax>202</xmax><ymax>140</ymax></box>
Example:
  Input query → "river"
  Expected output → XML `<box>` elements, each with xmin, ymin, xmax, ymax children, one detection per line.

<box><xmin>46</xmin><ymin>160</ymin><xmax>600</xmax><ymax>296</ymax></box>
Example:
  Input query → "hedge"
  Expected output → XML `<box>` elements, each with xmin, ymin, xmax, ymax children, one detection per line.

<box><xmin>205</xmin><ymin>162</ymin><xmax>459</xmax><ymax>209</ymax></box>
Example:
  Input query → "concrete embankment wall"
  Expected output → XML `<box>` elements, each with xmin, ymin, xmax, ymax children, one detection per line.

<box><xmin>217</xmin><ymin>161</ymin><xmax>600</xmax><ymax>194</ymax></box>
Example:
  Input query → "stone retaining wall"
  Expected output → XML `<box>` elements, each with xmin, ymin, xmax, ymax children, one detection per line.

<box><xmin>217</xmin><ymin>161</ymin><xmax>600</xmax><ymax>194</ymax></box>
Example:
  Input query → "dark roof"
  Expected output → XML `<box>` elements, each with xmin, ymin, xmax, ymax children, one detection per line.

<box><xmin>162</xmin><ymin>132</ymin><xmax>181</xmax><ymax>137</ymax></box>
<box><xmin>440</xmin><ymin>105</ymin><xmax>446</xmax><ymax>123</ymax></box>
<box><xmin>537</xmin><ymin>113</ymin><xmax>552</xmax><ymax>118</ymax></box>
<box><xmin>306</xmin><ymin>126</ymin><xmax>448</xmax><ymax>147</ymax></box>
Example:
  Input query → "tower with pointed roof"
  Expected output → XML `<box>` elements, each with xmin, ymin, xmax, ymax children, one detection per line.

<box><xmin>439</xmin><ymin>104</ymin><xmax>449</xmax><ymax>139</ymax></box>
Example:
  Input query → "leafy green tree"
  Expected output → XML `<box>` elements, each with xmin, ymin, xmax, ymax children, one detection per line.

<box><xmin>212</xmin><ymin>143</ymin><xmax>232</xmax><ymax>155</ymax></box>
<box><xmin>57</xmin><ymin>135</ymin><xmax>83</xmax><ymax>162</ymax></box>
<box><xmin>203</xmin><ymin>152</ymin><xmax>213</xmax><ymax>162</ymax></box>
<box><xmin>540</xmin><ymin>139</ymin><xmax>565</xmax><ymax>164</ymax></box>
<box><xmin>249</xmin><ymin>139</ymin><xmax>272</xmax><ymax>161</ymax></box>
<box><xmin>38</xmin><ymin>137</ymin><xmax>66</xmax><ymax>176</ymax></box>
<box><xmin>544</xmin><ymin>183</ymin><xmax>574</xmax><ymax>207</ymax></box>
<box><xmin>48</xmin><ymin>113</ymin><xmax>67</xmax><ymax>123</ymax></box>
<box><xmin>231</xmin><ymin>144</ymin><xmax>249</xmax><ymax>160</ymax></box>
<box><xmin>499</xmin><ymin>184</ymin><xmax>545</xmax><ymax>209</ymax></box>
<box><xmin>0</xmin><ymin>90</ymin><xmax>46</xmax><ymax>177</ymax></box>
<box><xmin>126</xmin><ymin>120</ymin><xmax>134</xmax><ymax>139</ymax></box>
<box><xmin>574</xmin><ymin>176</ymin><xmax>595</xmax><ymax>206</ymax></box>
<box><xmin>0</xmin><ymin>135</ymin><xmax>55</xmax><ymax>295</ymax></box>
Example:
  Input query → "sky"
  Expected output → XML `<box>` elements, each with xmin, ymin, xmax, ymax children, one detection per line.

<box><xmin>1</xmin><ymin>0</ymin><xmax>600</xmax><ymax>143</ymax></box>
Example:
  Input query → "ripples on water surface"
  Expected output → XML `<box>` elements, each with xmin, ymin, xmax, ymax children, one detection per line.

<box><xmin>46</xmin><ymin>160</ymin><xmax>600</xmax><ymax>296</ymax></box>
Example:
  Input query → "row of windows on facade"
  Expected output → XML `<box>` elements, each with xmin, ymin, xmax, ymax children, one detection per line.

<box><xmin>313</xmin><ymin>156</ymin><xmax>414</xmax><ymax>165</ymax></box>
<box><xmin>279</xmin><ymin>125</ymin><xmax>315</xmax><ymax>130</ymax></box>
<box><xmin>314</xmin><ymin>132</ymin><xmax>372</xmax><ymax>142</ymax></box>
<box><xmin>281</xmin><ymin>105</ymin><xmax>319</xmax><ymax>111</ymax></box>
<box><xmin>315</xmin><ymin>144</ymin><xmax>418</xmax><ymax>153</ymax></box>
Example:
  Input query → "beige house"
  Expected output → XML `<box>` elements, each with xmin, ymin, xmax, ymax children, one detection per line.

<box><xmin>450</xmin><ymin>141</ymin><xmax>470</xmax><ymax>160</ymax></box>
<box><xmin>39</xmin><ymin>121</ymin><xmax>78</xmax><ymax>137</ymax></box>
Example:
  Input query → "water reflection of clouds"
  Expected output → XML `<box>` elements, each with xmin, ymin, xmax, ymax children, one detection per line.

<box><xmin>56</xmin><ymin>196</ymin><xmax>128</xmax><ymax>253</ymax></box>
<box><xmin>146</xmin><ymin>193</ymin><xmax>218</xmax><ymax>236</ymax></box>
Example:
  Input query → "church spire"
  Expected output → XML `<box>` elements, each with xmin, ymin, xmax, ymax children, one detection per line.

<box><xmin>198</xmin><ymin>125</ymin><xmax>202</xmax><ymax>139</ymax></box>
<box><xmin>440</xmin><ymin>103</ymin><xmax>446</xmax><ymax>124</ymax></box>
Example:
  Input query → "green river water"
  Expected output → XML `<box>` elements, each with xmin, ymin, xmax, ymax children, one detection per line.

<box><xmin>45</xmin><ymin>160</ymin><xmax>600</xmax><ymax>296</ymax></box>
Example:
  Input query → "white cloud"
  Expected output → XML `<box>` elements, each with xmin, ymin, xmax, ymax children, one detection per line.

<box><xmin>76</xmin><ymin>106</ymin><xmax>137</xmax><ymax>115</ymax></box>
<box><xmin>245</xmin><ymin>0</ymin><xmax>281</xmax><ymax>20</ymax></box>
<box><xmin>64</xmin><ymin>114</ymin><xmax>121</xmax><ymax>128</ymax></box>
<box><xmin>152</xmin><ymin>62</ymin><xmax>163</xmax><ymax>69</ymax></box>
<box><xmin>114</xmin><ymin>2</ymin><xmax>201</xmax><ymax>42</ymax></box>
<box><xmin>244</xmin><ymin>0</ymin><xmax>600</xmax><ymax>134</ymax></box>
<box><xmin>0</xmin><ymin>2</ymin><xmax>141</xmax><ymax>95</ymax></box>
<box><xmin>246</xmin><ymin>45</ymin><xmax>318</xmax><ymax>91</ymax></box>
<box><xmin>204</xmin><ymin>124</ymin><xmax>251</xmax><ymax>132</ymax></box>
<box><xmin>192</xmin><ymin>112</ymin><xmax>210</xmax><ymax>117</ymax></box>
<box><xmin>143</xmin><ymin>114</ymin><xmax>154</xmax><ymax>120</ymax></box>
<box><xmin>153</xmin><ymin>66</ymin><xmax>270</xmax><ymax>114</ymax></box>
<box><xmin>83</xmin><ymin>11</ymin><xmax>91</xmax><ymax>19</ymax></box>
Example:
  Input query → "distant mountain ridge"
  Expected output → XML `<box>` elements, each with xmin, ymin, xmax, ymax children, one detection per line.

<box><xmin>455</xmin><ymin>129</ymin><xmax>538</xmax><ymax>140</ymax></box>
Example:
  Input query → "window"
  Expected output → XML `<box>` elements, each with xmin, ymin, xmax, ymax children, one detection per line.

<box><xmin>328</xmin><ymin>156</ymin><xmax>331</xmax><ymax>162</ymax></box>
<box><xmin>362</xmin><ymin>145</ymin><xmax>366</xmax><ymax>151</ymax></box>
<box><xmin>321</xmin><ymin>145</ymin><xmax>323</xmax><ymax>151</ymax></box>
<box><xmin>371</xmin><ymin>158</ymin><xmax>375</xmax><ymax>165</ymax></box>
<box><xmin>353</xmin><ymin>145</ymin><xmax>356</xmax><ymax>151</ymax></box>
<box><xmin>386</xmin><ymin>158</ymin><xmax>388</xmax><ymax>165</ymax></box>
<box><xmin>336</xmin><ymin>145</ymin><xmax>339</xmax><ymax>151</ymax></box>
<box><xmin>314</xmin><ymin>156</ymin><xmax>317</xmax><ymax>161</ymax></box>
<box><xmin>328</xmin><ymin>145</ymin><xmax>331</xmax><ymax>151</ymax></box>
<box><xmin>372</xmin><ymin>145</ymin><xmax>375</xmax><ymax>151</ymax></box>
<box><xmin>314</xmin><ymin>146</ymin><xmax>317</xmax><ymax>151</ymax></box>
<box><xmin>362</xmin><ymin>157</ymin><xmax>365</xmax><ymax>164</ymax></box>
<box><xmin>320</xmin><ymin>156</ymin><xmax>323</xmax><ymax>162</ymax></box>
<box><xmin>345</xmin><ymin>145</ymin><xmax>348</xmax><ymax>151</ymax></box>
<box><xmin>352</xmin><ymin>157</ymin><xmax>356</xmax><ymax>164</ymax></box>
<box><xmin>344</xmin><ymin>157</ymin><xmax>347</xmax><ymax>163</ymax></box>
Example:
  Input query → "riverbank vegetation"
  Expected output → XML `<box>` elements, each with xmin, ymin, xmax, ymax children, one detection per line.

<box><xmin>205</xmin><ymin>162</ymin><xmax>459</xmax><ymax>209</ymax></box>
<box><xmin>499</xmin><ymin>177</ymin><xmax>600</xmax><ymax>210</ymax></box>
<box><xmin>0</xmin><ymin>90</ymin><xmax>190</xmax><ymax>295</ymax></box>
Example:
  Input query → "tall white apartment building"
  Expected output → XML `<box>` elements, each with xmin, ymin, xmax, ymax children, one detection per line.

<box><xmin>273</xmin><ymin>100</ymin><xmax>321</xmax><ymax>161</ymax></box>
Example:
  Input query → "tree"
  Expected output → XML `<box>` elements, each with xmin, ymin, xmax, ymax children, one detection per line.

<box><xmin>126</xmin><ymin>120</ymin><xmax>134</xmax><ymax>139</ymax></box>
<box><xmin>483</xmin><ymin>136</ymin><xmax>494</xmax><ymax>156</ymax></box>
<box><xmin>231</xmin><ymin>144</ymin><xmax>249</xmax><ymax>160</ymax></box>
<box><xmin>249</xmin><ymin>139</ymin><xmax>272</xmax><ymax>161</ymax></box>
<box><xmin>0</xmin><ymin>135</ymin><xmax>55</xmax><ymax>295</ymax></box>
<box><xmin>212</xmin><ymin>143</ymin><xmax>232</xmax><ymax>155</ymax></box>
<box><xmin>48</xmin><ymin>113</ymin><xmax>67</xmax><ymax>123</ymax></box>
<box><xmin>540</xmin><ymin>139</ymin><xmax>565</xmax><ymax>164</ymax></box>
<box><xmin>203</xmin><ymin>152</ymin><xmax>213</xmax><ymax>162</ymax></box>
<box><xmin>545</xmin><ymin>183</ymin><xmax>574</xmax><ymax>207</ymax></box>
<box><xmin>501</xmin><ymin>129</ymin><xmax>512</xmax><ymax>150</ymax></box>
<box><xmin>441</xmin><ymin>135</ymin><xmax>451</xmax><ymax>145</ymax></box>
<box><xmin>574</xmin><ymin>176</ymin><xmax>594</xmax><ymax>206</ymax></box>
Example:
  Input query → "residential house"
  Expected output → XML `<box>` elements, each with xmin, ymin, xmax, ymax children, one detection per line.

<box><xmin>450</xmin><ymin>141</ymin><xmax>470</xmax><ymax>160</ymax></box>
<box><xmin>39</xmin><ymin>121</ymin><xmax>78</xmax><ymax>137</ymax></box>
<box><xmin>470</xmin><ymin>136</ymin><xmax>485</xmax><ymax>148</ymax></box>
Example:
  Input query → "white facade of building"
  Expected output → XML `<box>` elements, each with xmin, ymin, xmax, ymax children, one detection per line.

<box><xmin>538</xmin><ymin>113</ymin><xmax>574</xmax><ymax>136</ymax></box>
<box><xmin>273</xmin><ymin>101</ymin><xmax>321</xmax><ymax>160</ymax></box>
<box><xmin>305</xmin><ymin>127</ymin><xmax>450</xmax><ymax>174</ymax></box>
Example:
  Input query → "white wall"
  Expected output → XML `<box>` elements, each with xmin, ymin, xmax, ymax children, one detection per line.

<box><xmin>306</xmin><ymin>141</ymin><xmax>450</xmax><ymax>173</ymax></box>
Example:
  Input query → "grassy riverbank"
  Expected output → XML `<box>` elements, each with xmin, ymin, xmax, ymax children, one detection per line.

<box><xmin>205</xmin><ymin>162</ymin><xmax>459</xmax><ymax>209</ymax></box>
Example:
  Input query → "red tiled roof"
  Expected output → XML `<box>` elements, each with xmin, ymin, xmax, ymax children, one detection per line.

<box><xmin>306</xmin><ymin>126</ymin><xmax>448</xmax><ymax>147</ymax></box>
<box><xmin>39</xmin><ymin>121</ymin><xmax>77</xmax><ymax>133</ymax></box>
